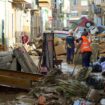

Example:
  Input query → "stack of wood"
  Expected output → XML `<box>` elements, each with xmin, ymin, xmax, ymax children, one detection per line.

<box><xmin>97</xmin><ymin>34</ymin><xmax>105</xmax><ymax>57</ymax></box>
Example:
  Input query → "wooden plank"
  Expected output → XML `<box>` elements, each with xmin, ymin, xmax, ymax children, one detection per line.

<box><xmin>97</xmin><ymin>34</ymin><xmax>105</xmax><ymax>37</ymax></box>
<box><xmin>13</xmin><ymin>46</ymin><xmax>38</xmax><ymax>74</ymax></box>
<box><xmin>100</xmin><ymin>49</ymin><xmax>105</xmax><ymax>53</ymax></box>
<box><xmin>0</xmin><ymin>75</ymin><xmax>31</xmax><ymax>89</ymax></box>
<box><xmin>0</xmin><ymin>69</ymin><xmax>43</xmax><ymax>81</ymax></box>
<box><xmin>0</xmin><ymin>69</ymin><xmax>44</xmax><ymax>89</ymax></box>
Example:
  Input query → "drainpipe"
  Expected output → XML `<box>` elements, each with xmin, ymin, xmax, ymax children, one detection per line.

<box><xmin>2</xmin><ymin>20</ymin><xmax>4</xmax><ymax>46</ymax></box>
<box><xmin>0</xmin><ymin>0</ymin><xmax>7</xmax><ymax>47</ymax></box>
<box><xmin>4</xmin><ymin>0</ymin><xmax>6</xmax><ymax>47</ymax></box>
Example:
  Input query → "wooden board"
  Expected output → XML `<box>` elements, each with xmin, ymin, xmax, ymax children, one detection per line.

<box><xmin>100</xmin><ymin>49</ymin><xmax>105</xmax><ymax>53</ymax></box>
<box><xmin>13</xmin><ymin>46</ymin><xmax>38</xmax><ymax>74</ymax></box>
<box><xmin>97</xmin><ymin>34</ymin><xmax>105</xmax><ymax>37</ymax></box>
<box><xmin>0</xmin><ymin>75</ymin><xmax>31</xmax><ymax>89</ymax></box>
<box><xmin>0</xmin><ymin>69</ymin><xmax>44</xmax><ymax>89</ymax></box>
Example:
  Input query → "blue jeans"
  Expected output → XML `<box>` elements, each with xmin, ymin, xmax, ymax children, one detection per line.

<box><xmin>67</xmin><ymin>48</ymin><xmax>74</xmax><ymax>62</ymax></box>
<box><xmin>82</xmin><ymin>52</ymin><xmax>92</xmax><ymax>68</ymax></box>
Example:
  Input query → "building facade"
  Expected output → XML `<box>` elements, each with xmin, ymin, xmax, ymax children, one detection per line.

<box><xmin>62</xmin><ymin>0</ymin><xmax>89</xmax><ymax>28</ymax></box>
<box><xmin>89</xmin><ymin>0</ymin><xmax>105</xmax><ymax>26</ymax></box>
<box><xmin>0</xmin><ymin>0</ymin><xmax>32</xmax><ymax>48</ymax></box>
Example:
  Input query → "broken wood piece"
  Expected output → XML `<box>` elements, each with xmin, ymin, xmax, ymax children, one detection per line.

<box><xmin>0</xmin><ymin>69</ymin><xmax>44</xmax><ymax>89</ymax></box>
<box><xmin>13</xmin><ymin>46</ymin><xmax>38</xmax><ymax>74</ymax></box>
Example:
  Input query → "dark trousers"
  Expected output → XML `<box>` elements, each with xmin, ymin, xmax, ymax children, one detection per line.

<box><xmin>82</xmin><ymin>52</ymin><xmax>92</xmax><ymax>68</ymax></box>
<box><xmin>67</xmin><ymin>48</ymin><xmax>74</xmax><ymax>62</ymax></box>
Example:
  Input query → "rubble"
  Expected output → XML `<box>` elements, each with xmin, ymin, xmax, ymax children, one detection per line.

<box><xmin>0</xmin><ymin>34</ymin><xmax>105</xmax><ymax>105</ymax></box>
<box><xmin>28</xmin><ymin>69</ymin><xmax>89</xmax><ymax>105</ymax></box>
<box><xmin>0</xmin><ymin>69</ymin><xmax>91</xmax><ymax>105</ymax></box>
<box><xmin>97</xmin><ymin>34</ymin><xmax>105</xmax><ymax>57</ymax></box>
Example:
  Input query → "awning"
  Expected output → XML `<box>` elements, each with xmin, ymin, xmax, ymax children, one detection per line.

<box><xmin>12</xmin><ymin>0</ymin><xmax>32</xmax><ymax>9</ymax></box>
<box><xmin>39</xmin><ymin>0</ymin><xmax>49</xmax><ymax>3</ymax></box>
<box><xmin>13</xmin><ymin>0</ymin><xmax>31</xmax><ymax>3</ymax></box>
<box><xmin>13</xmin><ymin>0</ymin><xmax>25</xmax><ymax>3</ymax></box>
<box><xmin>39</xmin><ymin>0</ymin><xmax>50</xmax><ymax>7</ymax></box>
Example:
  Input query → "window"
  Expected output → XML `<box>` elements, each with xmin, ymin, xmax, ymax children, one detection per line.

<box><xmin>73</xmin><ymin>0</ymin><xmax>78</xmax><ymax>5</ymax></box>
<box><xmin>70</xmin><ymin>12</ymin><xmax>78</xmax><ymax>17</ymax></box>
<box><xmin>81</xmin><ymin>11</ymin><xmax>88</xmax><ymax>15</ymax></box>
<box><xmin>102</xmin><ymin>0</ymin><xmax>105</xmax><ymax>3</ymax></box>
<box><xmin>81</xmin><ymin>0</ymin><xmax>88</xmax><ymax>6</ymax></box>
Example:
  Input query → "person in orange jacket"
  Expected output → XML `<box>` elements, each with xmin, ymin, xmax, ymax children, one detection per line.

<box><xmin>77</xmin><ymin>31</ymin><xmax>92</xmax><ymax>68</ymax></box>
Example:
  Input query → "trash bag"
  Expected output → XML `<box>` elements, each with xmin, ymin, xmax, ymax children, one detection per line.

<box><xmin>86</xmin><ymin>75</ymin><xmax>104</xmax><ymax>90</ymax></box>
<box><xmin>101</xmin><ymin>61</ymin><xmax>105</xmax><ymax>72</ymax></box>
<box><xmin>99</xmin><ymin>57</ymin><xmax>105</xmax><ymax>63</ymax></box>
<box><xmin>92</xmin><ymin>63</ymin><xmax>102</xmax><ymax>72</ymax></box>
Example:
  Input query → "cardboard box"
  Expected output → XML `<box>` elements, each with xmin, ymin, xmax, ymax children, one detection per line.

<box><xmin>55</xmin><ymin>44</ymin><xmax>66</xmax><ymax>55</ymax></box>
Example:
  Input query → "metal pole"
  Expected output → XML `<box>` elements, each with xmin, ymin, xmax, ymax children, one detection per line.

<box><xmin>51</xmin><ymin>0</ymin><xmax>56</xmax><ymax>31</ymax></box>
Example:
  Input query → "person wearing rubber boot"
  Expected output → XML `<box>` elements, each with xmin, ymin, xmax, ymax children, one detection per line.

<box><xmin>79</xmin><ymin>31</ymin><xmax>92</xmax><ymax>68</ymax></box>
<box><xmin>65</xmin><ymin>30</ymin><xmax>76</xmax><ymax>64</ymax></box>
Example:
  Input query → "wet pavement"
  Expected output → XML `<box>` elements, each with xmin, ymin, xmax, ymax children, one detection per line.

<box><xmin>31</xmin><ymin>55</ymin><xmax>81</xmax><ymax>75</ymax></box>
<box><xmin>61</xmin><ymin>62</ymin><xmax>82</xmax><ymax>76</ymax></box>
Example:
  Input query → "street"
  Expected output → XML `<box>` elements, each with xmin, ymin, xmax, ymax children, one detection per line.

<box><xmin>0</xmin><ymin>0</ymin><xmax>105</xmax><ymax>105</ymax></box>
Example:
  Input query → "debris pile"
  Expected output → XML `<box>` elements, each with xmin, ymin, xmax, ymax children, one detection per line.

<box><xmin>97</xmin><ymin>33</ymin><xmax>105</xmax><ymax>57</ymax></box>
<box><xmin>0</xmin><ymin>69</ymin><xmax>91</xmax><ymax>105</ymax></box>
<box><xmin>27</xmin><ymin>37</ymin><xmax>43</xmax><ymax>56</ymax></box>
<box><xmin>0</xmin><ymin>67</ymin><xmax>105</xmax><ymax>105</ymax></box>
<box><xmin>28</xmin><ymin>69</ymin><xmax>89</xmax><ymax>105</ymax></box>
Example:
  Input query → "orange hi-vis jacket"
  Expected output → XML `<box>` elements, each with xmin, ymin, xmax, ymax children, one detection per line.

<box><xmin>80</xmin><ymin>36</ymin><xmax>92</xmax><ymax>53</ymax></box>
